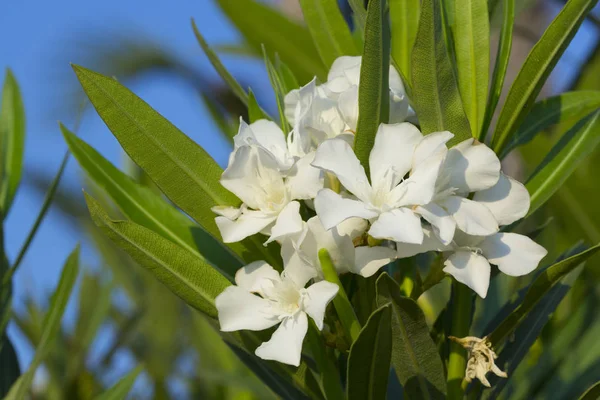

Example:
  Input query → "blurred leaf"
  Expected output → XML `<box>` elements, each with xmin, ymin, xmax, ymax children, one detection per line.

<box><xmin>526</xmin><ymin>111</ymin><xmax>600</xmax><ymax>217</ymax></box>
<box><xmin>354</xmin><ymin>0</ymin><xmax>390</xmax><ymax>175</ymax></box>
<box><xmin>375</xmin><ymin>273</ymin><xmax>446</xmax><ymax>399</ymax></box>
<box><xmin>305</xmin><ymin>322</ymin><xmax>344</xmax><ymax>400</ymax></box>
<box><xmin>346</xmin><ymin>304</ymin><xmax>392</xmax><ymax>400</ymax></box>
<box><xmin>579</xmin><ymin>381</ymin><xmax>600</xmax><ymax>400</ymax></box>
<box><xmin>200</xmin><ymin>92</ymin><xmax>238</xmax><ymax>142</ymax></box>
<box><xmin>389</xmin><ymin>0</ymin><xmax>420</xmax><ymax>81</ymax></box>
<box><xmin>501</xmin><ymin>91</ymin><xmax>600</xmax><ymax>158</ymax></box>
<box><xmin>481</xmin><ymin>0</ymin><xmax>514</xmax><ymax>140</ymax></box>
<box><xmin>0</xmin><ymin>335</ymin><xmax>20</xmax><ymax>397</ymax></box>
<box><xmin>487</xmin><ymin>243</ymin><xmax>600</xmax><ymax>346</ymax></box>
<box><xmin>5</xmin><ymin>246</ymin><xmax>79</xmax><ymax>400</ymax></box>
<box><xmin>247</xmin><ymin>89</ymin><xmax>263</xmax><ymax>123</ymax></box>
<box><xmin>0</xmin><ymin>69</ymin><xmax>25</xmax><ymax>216</ymax></box>
<box><xmin>94</xmin><ymin>366</ymin><xmax>143</xmax><ymax>400</ymax></box>
<box><xmin>347</xmin><ymin>0</ymin><xmax>368</xmax><ymax>30</ymax></box>
<box><xmin>61</xmin><ymin>124</ymin><xmax>243</xmax><ymax>280</ymax></box>
<box><xmin>452</xmin><ymin>0</ymin><xmax>489</xmax><ymax>136</ymax></box>
<box><xmin>262</xmin><ymin>46</ymin><xmax>291</xmax><ymax>133</ymax></box>
<box><xmin>215</xmin><ymin>0</ymin><xmax>326</xmax><ymax>82</ymax></box>
<box><xmin>85</xmin><ymin>193</ymin><xmax>230</xmax><ymax>318</ymax></box>
<box><xmin>411</xmin><ymin>0</ymin><xmax>471</xmax><ymax>143</ymax></box>
<box><xmin>191</xmin><ymin>19</ymin><xmax>270</xmax><ymax>121</ymax></box>
<box><xmin>491</xmin><ymin>0</ymin><xmax>598</xmax><ymax>153</ymax></box>
<box><xmin>299</xmin><ymin>0</ymin><xmax>358</xmax><ymax>68</ymax></box>
<box><xmin>275</xmin><ymin>57</ymin><xmax>300</xmax><ymax>94</ymax></box>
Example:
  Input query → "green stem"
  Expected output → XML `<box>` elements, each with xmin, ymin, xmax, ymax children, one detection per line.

<box><xmin>447</xmin><ymin>280</ymin><xmax>473</xmax><ymax>399</ymax></box>
<box><xmin>306</xmin><ymin>321</ymin><xmax>344</xmax><ymax>400</ymax></box>
<box><xmin>318</xmin><ymin>249</ymin><xmax>361</xmax><ymax>342</ymax></box>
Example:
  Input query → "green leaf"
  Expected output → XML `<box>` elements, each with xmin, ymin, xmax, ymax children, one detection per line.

<box><xmin>452</xmin><ymin>0</ymin><xmax>489</xmax><ymax>136</ymax></box>
<box><xmin>487</xmin><ymin>243</ymin><xmax>600</xmax><ymax>346</ymax></box>
<box><xmin>389</xmin><ymin>0</ymin><xmax>420</xmax><ymax>81</ymax></box>
<box><xmin>262</xmin><ymin>47</ymin><xmax>291</xmax><ymax>134</ymax></box>
<box><xmin>5</xmin><ymin>246</ymin><xmax>79</xmax><ymax>400</ymax></box>
<box><xmin>299</xmin><ymin>0</ymin><xmax>358</xmax><ymax>68</ymax></box>
<box><xmin>411</xmin><ymin>0</ymin><xmax>471</xmax><ymax>143</ymax></box>
<box><xmin>375</xmin><ymin>273</ymin><xmax>446</xmax><ymax>399</ymax></box>
<box><xmin>500</xmin><ymin>91</ymin><xmax>600</xmax><ymax>158</ymax></box>
<box><xmin>191</xmin><ymin>19</ymin><xmax>270</xmax><ymax>121</ymax></box>
<box><xmin>354</xmin><ymin>0</ymin><xmax>390</xmax><ymax>175</ymax></box>
<box><xmin>275</xmin><ymin>58</ymin><xmax>300</xmax><ymax>95</ymax></box>
<box><xmin>481</xmin><ymin>0</ymin><xmax>514</xmax><ymax>141</ymax></box>
<box><xmin>347</xmin><ymin>0</ymin><xmax>368</xmax><ymax>31</ymax></box>
<box><xmin>247</xmin><ymin>89</ymin><xmax>263</xmax><ymax>124</ymax></box>
<box><xmin>491</xmin><ymin>0</ymin><xmax>598</xmax><ymax>153</ymax></box>
<box><xmin>84</xmin><ymin>193</ymin><xmax>230</xmax><ymax>318</ymax></box>
<box><xmin>72</xmin><ymin>65</ymin><xmax>276</xmax><ymax>265</ymax></box>
<box><xmin>579</xmin><ymin>381</ymin><xmax>600</xmax><ymax>400</ymax></box>
<box><xmin>346</xmin><ymin>304</ymin><xmax>392</xmax><ymax>400</ymax></box>
<box><xmin>305</xmin><ymin>322</ymin><xmax>344</xmax><ymax>400</ymax></box>
<box><xmin>0</xmin><ymin>335</ymin><xmax>20</xmax><ymax>398</ymax></box>
<box><xmin>215</xmin><ymin>0</ymin><xmax>326</xmax><ymax>83</ymax></box>
<box><xmin>0</xmin><ymin>69</ymin><xmax>25</xmax><ymax>216</ymax></box>
<box><xmin>61</xmin><ymin>124</ymin><xmax>243</xmax><ymax>279</ymax></box>
<box><xmin>94</xmin><ymin>366</ymin><xmax>143</xmax><ymax>400</ymax></box>
<box><xmin>526</xmin><ymin>111</ymin><xmax>600</xmax><ymax>217</ymax></box>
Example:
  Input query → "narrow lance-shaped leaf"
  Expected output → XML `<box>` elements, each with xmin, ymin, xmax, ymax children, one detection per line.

<box><xmin>347</xmin><ymin>0</ymin><xmax>368</xmax><ymax>31</ymax></box>
<box><xmin>411</xmin><ymin>0</ymin><xmax>471</xmax><ymax>143</ymax></box>
<box><xmin>500</xmin><ymin>91</ymin><xmax>600</xmax><ymax>158</ymax></box>
<box><xmin>61</xmin><ymin>124</ymin><xmax>243</xmax><ymax>280</ymax></box>
<box><xmin>389</xmin><ymin>0</ymin><xmax>420</xmax><ymax>81</ymax></box>
<box><xmin>5</xmin><ymin>246</ymin><xmax>79</xmax><ymax>400</ymax></box>
<box><xmin>85</xmin><ymin>193</ymin><xmax>231</xmax><ymax>318</ymax></box>
<box><xmin>376</xmin><ymin>273</ymin><xmax>447</xmax><ymax>399</ymax></box>
<box><xmin>480</xmin><ymin>0</ymin><xmax>514</xmax><ymax>141</ymax></box>
<box><xmin>453</xmin><ymin>0</ymin><xmax>489</xmax><ymax>136</ymax></box>
<box><xmin>262</xmin><ymin>46</ymin><xmax>291</xmax><ymax>134</ymax></box>
<box><xmin>94</xmin><ymin>366</ymin><xmax>143</xmax><ymax>400</ymax></box>
<box><xmin>526</xmin><ymin>111</ymin><xmax>600</xmax><ymax>216</ymax></box>
<box><xmin>346</xmin><ymin>305</ymin><xmax>392</xmax><ymax>400</ymax></box>
<box><xmin>0</xmin><ymin>69</ymin><xmax>25</xmax><ymax>216</ymax></box>
<box><xmin>578</xmin><ymin>381</ymin><xmax>600</xmax><ymax>400</ymax></box>
<box><xmin>491</xmin><ymin>0</ymin><xmax>599</xmax><ymax>153</ymax></box>
<box><xmin>299</xmin><ymin>0</ymin><xmax>358</xmax><ymax>68</ymax></box>
<box><xmin>354</xmin><ymin>0</ymin><xmax>390</xmax><ymax>176</ymax></box>
<box><xmin>247</xmin><ymin>89</ymin><xmax>263</xmax><ymax>124</ymax></box>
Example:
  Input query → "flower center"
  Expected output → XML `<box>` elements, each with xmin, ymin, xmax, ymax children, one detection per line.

<box><xmin>263</xmin><ymin>279</ymin><xmax>302</xmax><ymax>316</ymax></box>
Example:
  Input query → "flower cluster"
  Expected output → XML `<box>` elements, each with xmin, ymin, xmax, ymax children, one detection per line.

<box><xmin>213</xmin><ymin>56</ymin><xmax>547</xmax><ymax>366</ymax></box>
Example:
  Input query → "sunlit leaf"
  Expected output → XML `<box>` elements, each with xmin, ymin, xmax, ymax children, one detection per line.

<box><xmin>389</xmin><ymin>0</ymin><xmax>420</xmax><ymax>81</ymax></box>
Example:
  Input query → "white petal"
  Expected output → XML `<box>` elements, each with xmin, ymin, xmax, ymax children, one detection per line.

<box><xmin>479</xmin><ymin>233</ymin><xmax>547</xmax><ymax>276</ymax></box>
<box><xmin>234</xmin><ymin>119</ymin><xmax>293</xmax><ymax>170</ymax></box>
<box><xmin>338</xmin><ymin>85</ymin><xmax>359</xmax><ymax>130</ymax></box>
<box><xmin>212</xmin><ymin>205</ymin><xmax>242</xmax><ymax>220</ymax></box>
<box><xmin>305</xmin><ymin>217</ymin><xmax>355</xmax><ymax>275</ymax></box>
<box><xmin>369</xmin><ymin>122</ymin><xmax>423</xmax><ymax>187</ymax></box>
<box><xmin>412</xmin><ymin>131</ymin><xmax>453</xmax><ymax>168</ymax></box>
<box><xmin>255</xmin><ymin>313</ymin><xmax>308</xmax><ymax>366</ymax></box>
<box><xmin>443</xmin><ymin>251</ymin><xmax>491</xmax><ymax>298</ymax></box>
<box><xmin>215</xmin><ymin>211</ymin><xmax>277</xmax><ymax>243</ymax></box>
<box><xmin>286</xmin><ymin>152</ymin><xmax>324</xmax><ymax>200</ymax></box>
<box><xmin>396</xmin><ymin>227</ymin><xmax>450</xmax><ymax>258</ymax></box>
<box><xmin>336</xmin><ymin>217</ymin><xmax>369</xmax><ymax>240</ymax></box>
<box><xmin>416</xmin><ymin>203</ymin><xmax>456</xmax><ymax>245</ymax></box>
<box><xmin>327</xmin><ymin>56</ymin><xmax>362</xmax><ymax>87</ymax></box>
<box><xmin>265</xmin><ymin>201</ymin><xmax>304</xmax><ymax>244</ymax></box>
<box><xmin>216</xmin><ymin>286</ymin><xmax>279</xmax><ymax>331</ymax></box>
<box><xmin>440</xmin><ymin>196</ymin><xmax>499</xmax><ymax>236</ymax></box>
<box><xmin>235</xmin><ymin>261</ymin><xmax>281</xmax><ymax>295</ymax></box>
<box><xmin>303</xmin><ymin>281</ymin><xmax>339</xmax><ymax>329</ymax></box>
<box><xmin>444</xmin><ymin>139</ymin><xmax>501</xmax><ymax>193</ymax></box>
<box><xmin>353</xmin><ymin>246</ymin><xmax>397</xmax><ymax>277</ymax></box>
<box><xmin>369</xmin><ymin>208</ymin><xmax>423</xmax><ymax>244</ymax></box>
<box><xmin>393</xmin><ymin>153</ymin><xmax>444</xmax><ymax>207</ymax></box>
<box><xmin>473</xmin><ymin>173</ymin><xmax>530</xmax><ymax>226</ymax></box>
<box><xmin>312</xmin><ymin>138</ymin><xmax>372</xmax><ymax>202</ymax></box>
<box><xmin>284</xmin><ymin>77</ymin><xmax>317</xmax><ymax>126</ymax></box>
<box><xmin>314</xmin><ymin>189</ymin><xmax>378</xmax><ymax>230</ymax></box>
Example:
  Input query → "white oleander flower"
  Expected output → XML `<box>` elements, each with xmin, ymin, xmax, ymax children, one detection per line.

<box><xmin>312</xmin><ymin>122</ymin><xmax>449</xmax><ymax>245</ymax></box>
<box><xmin>282</xmin><ymin>216</ymin><xmax>397</xmax><ymax>279</ymax></box>
<box><xmin>449</xmin><ymin>336</ymin><xmax>507</xmax><ymax>387</ymax></box>
<box><xmin>216</xmin><ymin>261</ymin><xmax>338</xmax><ymax>366</ymax></box>
<box><xmin>213</xmin><ymin>144</ymin><xmax>322</xmax><ymax>244</ymax></box>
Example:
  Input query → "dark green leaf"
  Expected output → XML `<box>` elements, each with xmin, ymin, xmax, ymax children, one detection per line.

<box><xmin>411</xmin><ymin>0</ymin><xmax>471</xmax><ymax>143</ymax></box>
<box><xmin>5</xmin><ymin>246</ymin><xmax>79</xmax><ymax>400</ymax></box>
<box><xmin>247</xmin><ymin>89</ymin><xmax>263</xmax><ymax>124</ymax></box>
<box><xmin>61</xmin><ymin>124</ymin><xmax>243</xmax><ymax>279</ymax></box>
<box><xmin>299</xmin><ymin>0</ymin><xmax>358</xmax><ymax>68</ymax></box>
<box><xmin>453</xmin><ymin>0</ymin><xmax>489</xmax><ymax>136</ymax></box>
<box><xmin>0</xmin><ymin>335</ymin><xmax>20</xmax><ymax>398</ymax></box>
<box><xmin>376</xmin><ymin>273</ymin><xmax>446</xmax><ymax>399</ymax></box>
<box><xmin>346</xmin><ymin>304</ymin><xmax>392</xmax><ymax>400</ymax></box>
<box><xmin>215</xmin><ymin>0</ymin><xmax>326</xmax><ymax>82</ymax></box>
<box><xmin>305</xmin><ymin>322</ymin><xmax>344</xmax><ymax>400</ymax></box>
<box><xmin>481</xmin><ymin>0</ymin><xmax>514</xmax><ymax>141</ymax></box>
<box><xmin>0</xmin><ymin>69</ymin><xmax>25</xmax><ymax>216</ymax></box>
<box><xmin>94</xmin><ymin>366</ymin><xmax>143</xmax><ymax>400</ymax></box>
<box><xmin>491</xmin><ymin>0</ymin><xmax>598</xmax><ymax>153</ymax></box>
<box><xmin>578</xmin><ymin>381</ymin><xmax>600</xmax><ymax>400</ymax></box>
<box><xmin>262</xmin><ymin>47</ymin><xmax>291</xmax><ymax>133</ymax></box>
<box><xmin>500</xmin><ymin>91</ymin><xmax>600</xmax><ymax>158</ymax></box>
<box><xmin>275</xmin><ymin>58</ymin><xmax>300</xmax><ymax>94</ymax></box>
<box><xmin>85</xmin><ymin>193</ymin><xmax>230</xmax><ymax>318</ymax></box>
<box><xmin>390</xmin><ymin>0</ymin><xmax>420</xmax><ymax>81</ymax></box>
<box><xmin>526</xmin><ymin>111</ymin><xmax>600</xmax><ymax>216</ymax></box>
<box><xmin>354</xmin><ymin>0</ymin><xmax>390</xmax><ymax>175</ymax></box>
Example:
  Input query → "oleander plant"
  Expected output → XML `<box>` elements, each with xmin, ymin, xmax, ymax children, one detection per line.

<box><xmin>3</xmin><ymin>0</ymin><xmax>600</xmax><ymax>399</ymax></box>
